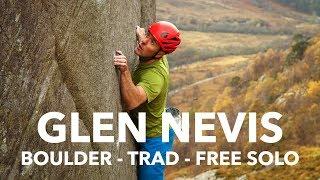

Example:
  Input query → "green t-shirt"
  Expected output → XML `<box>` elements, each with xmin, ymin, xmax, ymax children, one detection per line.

<box><xmin>131</xmin><ymin>55</ymin><xmax>169</xmax><ymax>137</ymax></box>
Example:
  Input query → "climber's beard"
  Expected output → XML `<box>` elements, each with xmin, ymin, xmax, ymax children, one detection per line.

<box><xmin>139</xmin><ymin>56</ymin><xmax>155</xmax><ymax>62</ymax></box>
<box><xmin>135</xmin><ymin>47</ymin><xmax>160</xmax><ymax>62</ymax></box>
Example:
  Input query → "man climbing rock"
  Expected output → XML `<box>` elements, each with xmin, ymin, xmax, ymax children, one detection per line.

<box><xmin>113</xmin><ymin>21</ymin><xmax>181</xmax><ymax>180</ymax></box>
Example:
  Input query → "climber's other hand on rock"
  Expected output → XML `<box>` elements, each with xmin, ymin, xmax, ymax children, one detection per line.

<box><xmin>136</xmin><ymin>26</ymin><xmax>146</xmax><ymax>42</ymax></box>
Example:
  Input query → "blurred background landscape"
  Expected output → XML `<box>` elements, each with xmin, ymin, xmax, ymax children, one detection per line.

<box><xmin>156</xmin><ymin>0</ymin><xmax>320</xmax><ymax>179</ymax></box>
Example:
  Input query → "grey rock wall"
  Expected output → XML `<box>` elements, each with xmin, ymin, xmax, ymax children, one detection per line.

<box><xmin>0</xmin><ymin>0</ymin><xmax>155</xmax><ymax>179</ymax></box>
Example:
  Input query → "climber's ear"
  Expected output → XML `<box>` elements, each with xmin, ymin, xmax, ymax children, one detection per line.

<box><xmin>154</xmin><ymin>50</ymin><xmax>166</xmax><ymax>59</ymax></box>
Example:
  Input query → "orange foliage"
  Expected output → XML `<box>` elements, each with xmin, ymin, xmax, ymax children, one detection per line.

<box><xmin>307</xmin><ymin>80</ymin><xmax>320</xmax><ymax>100</ymax></box>
<box><xmin>244</xmin><ymin>49</ymin><xmax>285</xmax><ymax>81</ymax></box>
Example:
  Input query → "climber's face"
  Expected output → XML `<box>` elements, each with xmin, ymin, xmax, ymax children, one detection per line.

<box><xmin>134</xmin><ymin>31</ymin><xmax>162</xmax><ymax>58</ymax></box>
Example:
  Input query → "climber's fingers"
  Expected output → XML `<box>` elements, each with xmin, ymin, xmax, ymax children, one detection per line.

<box><xmin>114</xmin><ymin>55</ymin><xmax>126</xmax><ymax>59</ymax></box>
<box><xmin>136</xmin><ymin>26</ymin><xmax>146</xmax><ymax>41</ymax></box>
<box><xmin>114</xmin><ymin>61</ymin><xmax>127</xmax><ymax>66</ymax></box>
<box><xmin>114</xmin><ymin>51</ymin><xmax>128</xmax><ymax>62</ymax></box>
<box><xmin>114</xmin><ymin>59</ymin><xmax>127</xmax><ymax>64</ymax></box>
<box><xmin>115</xmin><ymin>50</ymin><xmax>123</xmax><ymax>55</ymax></box>
<box><xmin>114</xmin><ymin>54</ymin><xmax>127</xmax><ymax>62</ymax></box>
<box><xmin>113</xmin><ymin>50</ymin><xmax>129</xmax><ymax>72</ymax></box>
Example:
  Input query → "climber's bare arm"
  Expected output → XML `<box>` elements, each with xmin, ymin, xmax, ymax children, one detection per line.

<box><xmin>113</xmin><ymin>50</ymin><xmax>147</xmax><ymax>111</ymax></box>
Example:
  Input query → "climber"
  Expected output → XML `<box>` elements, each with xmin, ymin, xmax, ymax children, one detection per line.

<box><xmin>113</xmin><ymin>21</ymin><xmax>181</xmax><ymax>180</ymax></box>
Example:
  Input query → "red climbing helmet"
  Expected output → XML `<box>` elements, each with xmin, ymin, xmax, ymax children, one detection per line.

<box><xmin>148</xmin><ymin>21</ymin><xmax>181</xmax><ymax>54</ymax></box>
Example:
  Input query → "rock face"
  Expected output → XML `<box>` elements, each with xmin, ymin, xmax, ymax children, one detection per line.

<box><xmin>0</xmin><ymin>0</ymin><xmax>155</xmax><ymax>179</ymax></box>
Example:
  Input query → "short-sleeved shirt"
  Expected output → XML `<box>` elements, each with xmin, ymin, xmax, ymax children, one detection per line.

<box><xmin>131</xmin><ymin>55</ymin><xmax>169</xmax><ymax>137</ymax></box>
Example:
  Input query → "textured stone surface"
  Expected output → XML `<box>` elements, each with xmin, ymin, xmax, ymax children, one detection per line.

<box><xmin>0</xmin><ymin>0</ymin><xmax>155</xmax><ymax>179</ymax></box>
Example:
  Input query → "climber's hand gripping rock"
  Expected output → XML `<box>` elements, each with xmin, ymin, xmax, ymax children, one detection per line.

<box><xmin>113</xmin><ymin>50</ymin><xmax>129</xmax><ymax>73</ymax></box>
<box><xmin>136</xmin><ymin>25</ymin><xmax>146</xmax><ymax>42</ymax></box>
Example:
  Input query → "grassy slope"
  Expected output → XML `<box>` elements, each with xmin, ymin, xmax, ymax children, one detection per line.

<box><xmin>169</xmin><ymin>54</ymin><xmax>252</xmax><ymax>91</ymax></box>
<box><xmin>157</xmin><ymin>0</ymin><xmax>320</xmax><ymax>33</ymax></box>
<box><xmin>157</xmin><ymin>0</ymin><xmax>320</xmax><ymax>68</ymax></box>
<box><xmin>160</xmin><ymin>1</ymin><xmax>320</xmax><ymax>178</ymax></box>
<box><xmin>168</xmin><ymin>30</ymin><xmax>290</xmax><ymax>67</ymax></box>
<box><xmin>180</xmin><ymin>31</ymin><xmax>288</xmax><ymax>50</ymax></box>
<box><xmin>169</xmin><ymin>58</ymin><xmax>243</xmax><ymax>111</ymax></box>
<box><xmin>166</xmin><ymin>34</ymin><xmax>320</xmax><ymax>179</ymax></box>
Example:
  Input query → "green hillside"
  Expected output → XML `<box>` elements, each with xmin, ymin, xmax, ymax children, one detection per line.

<box><xmin>276</xmin><ymin>0</ymin><xmax>320</xmax><ymax>16</ymax></box>
<box><xmin>157</xmin><ymin>0</ymin><xmax>320</xmax><ymax>35</ymax></box>
<box><xmin>167</xmin><ymin>33</ymin><xmax>320</xmax><ymax>179</ymax></box>
<box><xmin>157</xmin><ymin>0</ymin><xmax>320</xmax><ymax>68</ymax></box>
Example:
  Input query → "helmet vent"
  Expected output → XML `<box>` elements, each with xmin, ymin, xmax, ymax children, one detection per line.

<box><xmin>161</xmin><ymin>32</ymin><xmax>169</xmax><ymax>38</ymax></box>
